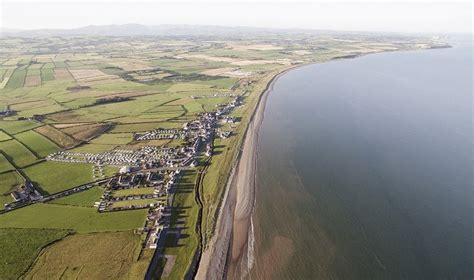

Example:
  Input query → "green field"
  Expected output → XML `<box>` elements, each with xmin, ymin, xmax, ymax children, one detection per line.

<box><xmin>50</xmin><ymin>187</ymin><xmax>104</xmax><ymax>207</ymax></box>
<box><xmin>161</xmin><ymin>170</ymin><xmax>199</xmax><ymax>280</ymax></box>
<box><xmin>23</xmin><ymin>161</ymin><xmax>93</xmax><ymax>194</ymax></box>
<box><xmin>0</xmin><ymin>153</ymin><xmax>15</xmax><ymax>173</ymax></box>
<box><xmin>113</xmin><ymin>187</ymin><xmax>156</xmax><ymax>197</ymax></box>
<box><xmin>0</xmin><ymin>203</ymin><xmax>147</xmax><ymax>232</ymax></box>
<box><xmin>0</xmin><ymin>120</ymin><xmax>42</xmax><ymax>135</ymax></box>
<box><xmin>90</xmin><ymin>132</ymin><xmax>133</xmax><ymax>145</ymax></box>
<box><xmin>0</xmin><ymin>171</ymin><xmax>23</xmax><ymax>208</ymax></box>
<box><xmin>0</xmin><ymin>228</ymin><xmax>69</xmax><ymax>280</ymax></box>
<box><xmin>5</xmin><ymin>66</ymin><xmax>27</xmax><ymax>88</ymax></box>
<box><xmin>14</xmin><ymin>130</ymin><xmax>60</xmax><ymax>158</ymax></box>
<box><xmin>0</xmin><ymin>130</ymin><xmax>11</xmax><ymax>141</ymax></box>
<box><xmin>112</xmin><ymin>198</ymin><xmax>159</xmax><ymax>208</ymax></box>
<box><xmin>0</xmin><ymin>139</ymin><xmax>38</xmax><ymax>167</ymax></box>
<box><xmin>24</xmin><ymin>231</ymin><xmax>147</xmax><ymax>279</ymax></box>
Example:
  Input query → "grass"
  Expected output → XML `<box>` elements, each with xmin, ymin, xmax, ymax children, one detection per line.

<box><xmin>0</xmin><ymin>153</ymin><xmax>15</xmax><ymax>173</ymax></box>
<box><xmin>112</xmin><ymin>198</ymin><xmax>159</xmax><ymax>208</ymax></box>
<box><xmin>14</xmin><ymin>130</ymin><xmax>60</xmax><ymax>158</ymax></box>
<box><xmin>0</xmin><ymin>203</ymin><xmax>147</xmax><ymax>232</ymax></box>
<box><xmin>50</xmin><ymin>187</ymin><xmax>104</xmax><ymax>207</ymax></box>
<box><xmin>24</xmin><ymin>231</ymin><xmax>146</xmax><ymax>279</ymax></box>
<box><xmin>0</xmin><ymin>171</ymin><xmax>23</xmax><ymax>209</ymax></box>
<box><xmin>0</xmin><ymin>139</ymin><xmax>38</xmax><ymax>167</ymax></box>
<box><xmin>90</xmin><ymin>132</ymin><xmax>133</xmax><ymax>145</ymax></box>
<box><xmin>5</xmin><ymin>66</ymin><xmax>27</xmax><ymax>89</ymax></box>
<box><xmin>0</xmin><ymin>130</ymin><xmax>11</xmax><ymax>141</ymax></box>
<box><xmin>34</xmin><ymin>125</ymin><xmax>80</xmax><ymax>148</ymax></box>
<box><xmin>0</xmin><ymin>120</ymin><xmax>42</xmax><ymax>135</ymax></box>
<box><xmin>70</xmin><ymin>143</ymin><xmax>118</xmax><ymax>153</ymax></box>
<box><xmin>161</xmin><ymin>170</ymin><xmax>199</xmax><ymax>280</ymax></box>
<box><xmin>0</xmin><ymin>228</ymin><xmax>70</xmax><ymax>280</ymax></box>
<box><xmin>113</xmin><ymin>187</ymin><xmax>156</xmax><ymax>196</ymax></box>
<box><xmin>23</xmin><ymin>161</ymin><xmax>93</xmax><ymax>194</ymax></box>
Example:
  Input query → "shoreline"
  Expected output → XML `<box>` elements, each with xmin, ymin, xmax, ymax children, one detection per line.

<box><xmin>195</xmin><ymin>65</ymin><xmax>300</xmax><ymax>280</ymax></box>
<box><xmin>194</xmin><ymin>45</ymin><xmax>440</xmax><ymax>280</ymax></box>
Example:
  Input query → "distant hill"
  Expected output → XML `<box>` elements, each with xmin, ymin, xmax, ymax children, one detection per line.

<box><xmin>0</xmin><ymin>24</ymin><xmax>381</xmax><ymax>38</ymax></box>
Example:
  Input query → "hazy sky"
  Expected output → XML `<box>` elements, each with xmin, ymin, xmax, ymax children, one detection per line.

<box><xmin>0</xmin><ymin>1</ymin><xmax>472</xmax><ymax>33</ymax></box>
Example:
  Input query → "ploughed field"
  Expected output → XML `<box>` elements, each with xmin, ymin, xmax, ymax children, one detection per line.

<box><xmin>0</xmin><ymin>34</ymin><xmax>441</xmax><ymax>279</ymax></box>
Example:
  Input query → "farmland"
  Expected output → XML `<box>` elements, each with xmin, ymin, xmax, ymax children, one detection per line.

<box><xmin>0</xmin><ymin>32</ymin><xmax>442</xmax><ymax>279</ymax></box>
<box><xmin>0</xmin><ymin>203</ymin><xmax>147</xmax><ymax>232</ymax></box>
<box><xmin>0</xmin><ymin>228</ymin><xmax>69</xmax><ymax>280</ymax></box>
<box><xmin>24</xmin><ymin>231</ymin><xmax>145</xmax><ymax>280</ymax></box>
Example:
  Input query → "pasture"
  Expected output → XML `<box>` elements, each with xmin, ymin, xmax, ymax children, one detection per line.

<box><xmin>0</xmin><ymin>228</ymin><xmax>69</xmax><ymax>280</ymax></box>
<box><xmin>23</xmin><ymin>161</ymin><xmax>93</xmax><ymax>194</ymax></box>
<box><xmin>113</xmin><ymin>187</ymin><xmax>156</xmax><ymax>196</ymax></box>
<box><xmin>0</xmin><ymin>139</ymin><xmax>38</xmax><ymax>167</ymax></box>
<box><xmin>14</xmin><ymin>130</ymin><xmax>60</xmax><ymax>158</ymax></box>
<box><xmin>24</xmin><ymin>231</ymin><xmax>145</xmax><ymax>280</ymax></box>
<box><xmin>50</xmin><ymin>187</ymin><xmax>104</xmax><ymax>207</ymax></box>
<box><xmin>0</xmin><ymin>203</ymin><xmax>147</xmax><ymax>232</ymax></box>
<box><xmin>0</xmin><ymin>171</ymin><xmax>23</xmax><ymax>208</ymax></box>
<box><xmin>0</xmin><ymin>153</ymin><xmax>15</xmax><ymax>173</ymax></box>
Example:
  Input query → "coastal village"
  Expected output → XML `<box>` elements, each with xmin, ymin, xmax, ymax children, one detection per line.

<box><xmin>2</xmin><ymin>94</ymin><xmax>242</xmax><ymax>252</ymax></box>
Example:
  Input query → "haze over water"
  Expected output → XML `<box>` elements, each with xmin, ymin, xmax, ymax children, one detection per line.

<box><xmin>251</xmin><ymin>37</ymin><xmax>472</xmax><ymax>279</ymax></box>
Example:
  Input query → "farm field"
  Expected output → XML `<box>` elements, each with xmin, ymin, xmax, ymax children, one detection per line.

<box><xmin>112</xmin><ymin>198</ymin><xmax>160</xmax><ymax>208</ymax></box>
<box><xmin>0</xmin><ymin>203</ymin><xmax>147</xmax><ymax>232</ymax></box>
<box><xmin>0</xmin><ymin>228</ymin><xmax>69</xmax><ymax>280</ymax></box>
<box><xmin>14</xmin><ymin>130</ymin><xmax>59</xmax><ymax>157</ymax></box>
<box><xmin>113</xmin><ymin>187</ymin><xmax>156</xmax><ymax>196</ymax></box>
<box><xmin>24</xmin><ymin>231</ymin><xmax>144</xmax><ymax>280</ymax></box>
<box><xmin>23</xmin><ymin>161</ymin><xmax>93</xmax><ymax>194</ymax></box>
<box><xmin>50</xmin><ymin>187</ymin><xmax>104</xmax><ymax>207</ymax></box>
<box><xmin>0</xmin><ymin>139</ymin><xmax>38</xmax><ymax>167</ymax></box>
<box><xmin>0</xmin><ymin>32</ymin><xmax>441</xmax><ymax>279</ymax></box>
<box><xmin>0</xmin><ymin>171</ymin><xmax>23</xmax><ymax>208</ymax></box>
<box><xmin>0</xmin><ymin>153</ymin><xmax>15</xmax><ymax>173</ymax></box>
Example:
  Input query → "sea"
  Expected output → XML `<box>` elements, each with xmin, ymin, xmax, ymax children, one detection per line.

<box><xmin>250</xmin><ymin>36</ymin><xmax>472</xmax><ymax>279</ymax></box>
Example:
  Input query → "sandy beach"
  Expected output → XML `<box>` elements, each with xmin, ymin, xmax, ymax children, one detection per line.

<box><xmin>196</xmin><ymin>66</ymin><xmax>297</xmax><ymax>280</ymax></box>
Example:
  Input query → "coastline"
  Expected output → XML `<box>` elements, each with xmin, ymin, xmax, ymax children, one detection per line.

<box><xmin>195</xmin><ymin>65</ymin><xmax>300</xmax><ymax>280</ymax></box>
<box><xmin>194</xmin><ymin>45</ymin><xmax>440</xmax><ymax>280</ymax></box>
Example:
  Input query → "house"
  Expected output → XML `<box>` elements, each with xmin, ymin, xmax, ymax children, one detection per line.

<box><xmin>119</xmin><ymin>166</ymin><xmax>131</xmax><ymax>174</ymax></box>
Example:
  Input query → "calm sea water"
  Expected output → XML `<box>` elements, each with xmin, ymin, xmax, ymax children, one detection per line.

<box><xmin>252</xmin><ymin>38</ymin><xmax>472</xmax><ymax>279</ymax></box>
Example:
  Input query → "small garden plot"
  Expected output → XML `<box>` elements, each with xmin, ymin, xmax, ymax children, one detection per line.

<box><xmin>0</xmin><ymin>139</ymin><xmax>38</xmax><ymax>167</ymax></box>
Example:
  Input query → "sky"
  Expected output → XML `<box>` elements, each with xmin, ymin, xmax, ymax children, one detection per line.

<box><xmin>0</xmin><ymin>1</ymin><xmax>472</xmax><ymax>34</ymax></box>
